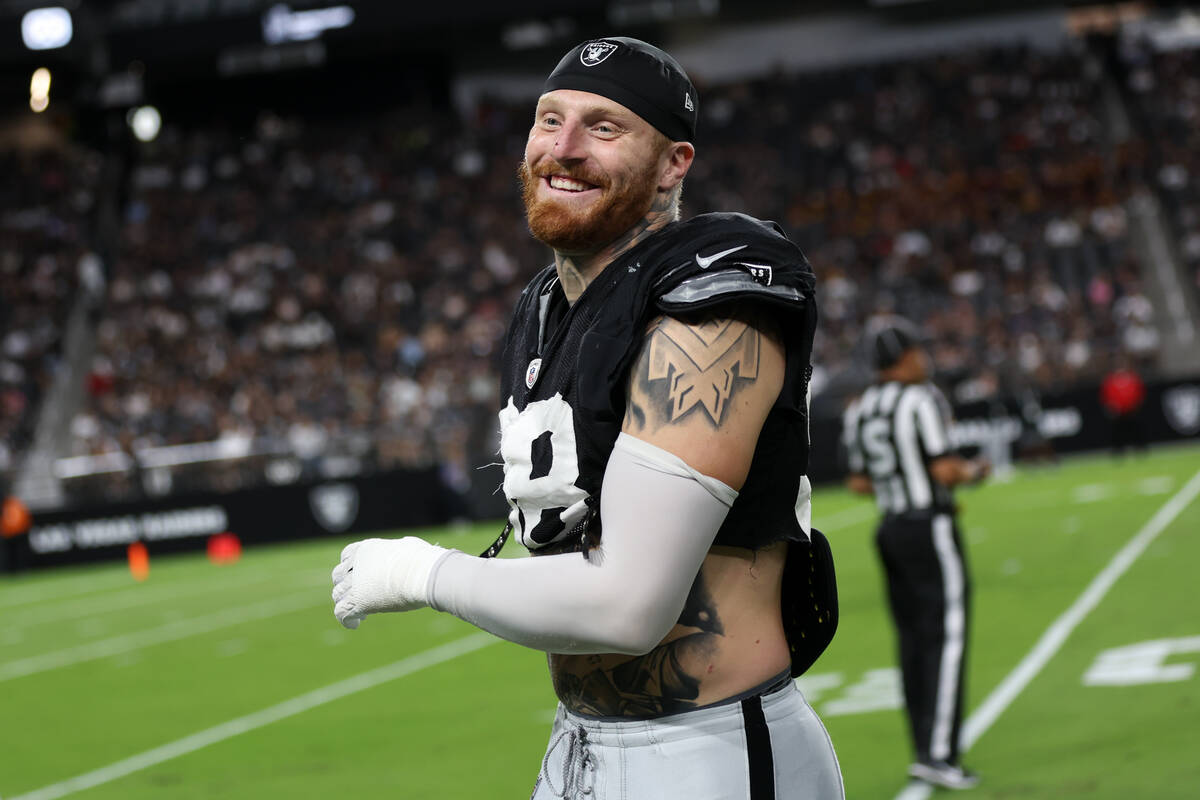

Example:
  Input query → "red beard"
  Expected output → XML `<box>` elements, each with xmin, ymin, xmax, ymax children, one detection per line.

<box><xmin>519</xmin><ymin>156</ymin><xmax>661</xmax><ymax>253</ymax></box>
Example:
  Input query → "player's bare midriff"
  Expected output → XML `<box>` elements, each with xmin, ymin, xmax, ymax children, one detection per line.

<box><xmin>548</xmin><ymin>539</ymin><xmax>791</xmax><ymax>718</ymax></box>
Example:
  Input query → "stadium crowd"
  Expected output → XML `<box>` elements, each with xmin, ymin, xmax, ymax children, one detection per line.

<box><xmin>1</xmin><ymin>40</ymin><xmax>1188</xmax><ymax>503</ymax></box>
<box><xmin>70</xmin><ymin>108</ymin><xmax>541</xmax><ymax>500</ymax></box>
<box><xmin>1</xmin><ymin>146</ymin><xmax>100</xmax><ymax>483</ymax></box>
<box><xmin>1123</xmin><ymin>42</ymin><xmax>1200</xmax><ymax>309</ymax></box>
<box><xmin>686</xmin><ymin>45</ymin><xmax>1156</xmax><ymax>401</ymax></box>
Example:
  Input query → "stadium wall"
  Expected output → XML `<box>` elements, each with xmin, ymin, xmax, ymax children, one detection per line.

<box><xmin>4</xmin><ymin>465</ymin><xmax>469</xmax><ymax>571</ymax></box>
<box><xmin>5</xmin><ymin>375</ymin><xmax>1197</xmax><ymax>572</ymax></box>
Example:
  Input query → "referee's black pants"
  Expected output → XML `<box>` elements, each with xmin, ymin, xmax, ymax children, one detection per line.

<box><xmin>875</xmin><ymin>512</ymin><xmax>971</xmax><ymax>766</ymax></box>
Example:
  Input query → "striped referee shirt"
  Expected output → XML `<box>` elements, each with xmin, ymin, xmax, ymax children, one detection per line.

<box><xmin>843</xmin><ymin>381</ymin><xmax>955</xmax><ymax>516</ymax></box>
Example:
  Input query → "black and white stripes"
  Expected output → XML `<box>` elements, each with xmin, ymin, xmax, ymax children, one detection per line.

<box><xmin>843</xmin><ymin>381</ymin><xmax>954</xmax><ymax>516</ymax></box>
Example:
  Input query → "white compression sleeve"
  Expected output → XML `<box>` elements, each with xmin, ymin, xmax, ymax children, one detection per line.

<box><xmin>427</xmin><ymin>433</ymin><xmax>736</xmax><ymax>655</ymax></box>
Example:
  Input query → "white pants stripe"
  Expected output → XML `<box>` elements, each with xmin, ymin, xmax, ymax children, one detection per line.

<box><xmin>929</xmin><ymin>513</ymin><xmax>966</xmax><ymax>761</ymax></box>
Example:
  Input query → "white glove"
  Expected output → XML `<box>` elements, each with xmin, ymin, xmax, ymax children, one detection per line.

<box><xmin>331</xmin><ymin>537</ymin><xmax>450</xmax><ymax>629</ymax></box>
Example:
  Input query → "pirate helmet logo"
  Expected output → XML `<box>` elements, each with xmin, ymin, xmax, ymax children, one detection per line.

<box><xmin>580</xmin><ymin>41</ymin><xmax>618</xmax><ymax>67</ymax></box>
<box><xmin>309</xmin><ymin>482</ymin><xmax>360</xmax><ymax>533</ymax></box>
<box><xmin>1163</xmin><ymin>385</ymin><xmax>1200</xmax><ymax>436</ymax></box>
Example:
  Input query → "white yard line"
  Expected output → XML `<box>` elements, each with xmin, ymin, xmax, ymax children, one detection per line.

<box><xmin>11</xmin><ymin>569</ymin><xmax>317</xmax><ymax>628</ymax></box>
<box><xmin>0</xmin><ymin>573</ymin><xmax>137</xmax><ymax>610</ymax></box>
<box><xmin>894</xmin><ymin>467</ymin><xmax>1200</xmax><ymax>800</ymax></box>
<box><xmin>6</xmin><ymin>633</ymin><xmax>496</xmax><ymax>800</ymax></box>
<box><xmin>0</xmin><ymin>590</ymin><xmax>324</xmax><ymax>682</ymax></box>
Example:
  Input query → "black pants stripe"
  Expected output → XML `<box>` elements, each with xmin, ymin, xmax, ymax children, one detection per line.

<box><xmin>875</xmin><ymin>512</ymin><xmax>971</xmax><ymax>765</ymax></box>
<box><xmin>742</xmin><ymin>696</ymin><xmax>776</xmax><ymax>800</ymax></box>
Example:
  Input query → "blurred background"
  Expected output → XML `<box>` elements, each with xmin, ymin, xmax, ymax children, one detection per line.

<box><xmin>2</xmin><ymin>0</ymin><xmax>1200</xmax><ymax>569</ymax></box>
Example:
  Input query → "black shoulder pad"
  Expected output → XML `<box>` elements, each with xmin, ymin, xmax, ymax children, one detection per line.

<box><xmin>646</xmin><ymin>213</ymin><xmax>815</xmax><ymax>317</ymax></box>
<box><xmin>656</xmin><ymin>267</ymin><xmax>808</xmax><ymax>314</ymax></box>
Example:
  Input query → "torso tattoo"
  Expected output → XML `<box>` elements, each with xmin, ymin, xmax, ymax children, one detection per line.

<box><xmin>549</xmin><ymin>571</ymin><xmax>725</xmax><ymax>718</ymax></box>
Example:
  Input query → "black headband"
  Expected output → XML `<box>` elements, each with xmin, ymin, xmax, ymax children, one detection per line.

<box><xmin>543</xmin><ymin>37</ymin><xmax>698</xmax><ymax>143</ymax></box>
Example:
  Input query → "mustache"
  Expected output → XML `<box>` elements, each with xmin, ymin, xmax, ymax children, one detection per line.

<box><xmin>525</xmin><ymin>158</ymin><xmax>607</xmax><ymax>188</ymax></box>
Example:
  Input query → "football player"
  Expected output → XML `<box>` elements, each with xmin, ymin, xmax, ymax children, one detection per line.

<box><xmin>332</xmin><ymin>37</ymin><xmax>842</xmax><ymax>799</ymax></box>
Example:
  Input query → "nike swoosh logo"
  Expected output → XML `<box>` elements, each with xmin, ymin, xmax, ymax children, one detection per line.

<box><xmin>694</xmin><ymin>244</ymin><xmax>747</xmax><ymax>269</ymax></box>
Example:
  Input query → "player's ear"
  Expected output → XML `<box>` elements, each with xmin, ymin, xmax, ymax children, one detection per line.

<box><xmin>658</xmin><ymin>141</ymin><xmax>694</xmax><ymax>191</ymax></box>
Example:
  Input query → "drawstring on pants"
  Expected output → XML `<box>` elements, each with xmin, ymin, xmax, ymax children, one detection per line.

<box><xmin>540</xmin><ymin>725</ymin><xmax>595</xmax><ymax>798</ymax></box>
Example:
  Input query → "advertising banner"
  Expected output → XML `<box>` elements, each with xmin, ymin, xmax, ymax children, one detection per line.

<box><xmin>7</xmin><ymin>466</ymin><xmax>464</xmax><ymax>571</ymax></box>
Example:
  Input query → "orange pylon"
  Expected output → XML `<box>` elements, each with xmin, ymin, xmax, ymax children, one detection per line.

<box><xmin>127</xmin><ymin>542</ymin><xmax>150</xmax><ymax>581</ymax></box>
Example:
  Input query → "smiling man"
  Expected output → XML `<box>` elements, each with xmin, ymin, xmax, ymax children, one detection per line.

<box><xmin>331</xmin><ymin>37</ymin><xmax>843</xmax><ymax>799</ymax></box>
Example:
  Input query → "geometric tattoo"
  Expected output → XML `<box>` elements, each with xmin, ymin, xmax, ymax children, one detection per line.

<box><xmin>645</xmin><ymin>318</ymin><xmax>759</xmax><ymax>426</ymax></box>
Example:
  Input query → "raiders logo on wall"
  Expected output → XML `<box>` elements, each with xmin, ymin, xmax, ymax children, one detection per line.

<box><xmin>309</xmin><ymin>483</ymin><xmax>360</xmax><ymax>532</ymax></box>
<box><xmin>1162</xmin><ymin>385</ymin><xmax>1200</xmax><ymax>436</ymax></box>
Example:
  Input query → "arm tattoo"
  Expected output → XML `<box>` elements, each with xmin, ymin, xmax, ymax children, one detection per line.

<box><xmin>627</xmin><ymin>316</ymin><xmax>761</xmax><ymax>430</ymax></box>
<box><xmin>550</xmin><ymin>573</ymin><xmax>725</xmax><ymax>718</ymax></box>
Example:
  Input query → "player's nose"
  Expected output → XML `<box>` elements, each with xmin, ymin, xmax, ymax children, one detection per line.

<box><xmin>552</xmin><ymin>120</ymin><xmax>589</xmax><ymax>162</ymax></box>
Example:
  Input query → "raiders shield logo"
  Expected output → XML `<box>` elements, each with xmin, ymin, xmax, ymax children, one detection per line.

<box><xmin>1163</xmin><ymin>385</ymin><xmax>1200</xmax><ymax>436</ymax></box>
<box><xmin>580</xmin><ymin>41</ymin><xmax>618</xmax><ymax>67</ymax></box>
<box><xmin>309</xmin><ymin>483</ymin><xmax>360</xmax><ymax>533</ymax></box>
<box><xmin>739</xmin><ymin>262</ymin><xmax>774</xmax><ymax>286</ymax></box>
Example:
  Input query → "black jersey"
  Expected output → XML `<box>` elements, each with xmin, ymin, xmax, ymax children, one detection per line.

<box><xmin>496</xmin><ymin>212</ymin><xmax>819</xmax><ymax>553</ymax></box>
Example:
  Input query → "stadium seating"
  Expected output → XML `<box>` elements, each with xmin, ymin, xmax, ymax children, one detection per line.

<box><xmin>686</xmin><ymin>45</ymin><xmax>1155</xmax><ymax>399</ymax></box>
<box><xmin>0</xmin><ymin>147</ymin><xmax>98</xmax><ymax>484</ymax></box>
<box><xmin>2</xmin><ymin>41</ymin><xmax>1191</xmax><ymax>504</ymax></box>
<box><xmin>1122</xmin><ymin>44</ymin><xmax>1200</xmax><ymax>309</ymax></box>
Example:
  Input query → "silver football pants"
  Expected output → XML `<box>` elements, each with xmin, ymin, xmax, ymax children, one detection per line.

<box><xmin>531</xmin><ymin>679</ymin><xmax>844</xmax><ymax>800</ymax></box>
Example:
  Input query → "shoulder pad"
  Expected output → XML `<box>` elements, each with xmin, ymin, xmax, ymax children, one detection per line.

<box><xmin>657</xmin><ymin>267</ymin><xmax>807</xmax><ymax>314</ymax></box>
<box><xmin>646</xmin><ymin>214</ymin><xmax>814</xmax><ymax>316</ymax></box>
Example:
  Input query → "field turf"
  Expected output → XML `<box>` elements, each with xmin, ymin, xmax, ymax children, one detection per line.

<box><xmin>1</xmin><ymin>443</ymin><xmax>1198</xmax><ymax>799</ymax></box>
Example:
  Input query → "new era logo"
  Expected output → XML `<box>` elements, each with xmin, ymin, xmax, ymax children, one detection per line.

<box><xmin>684</xmin><ymin>92</ymin><xmax>694</xmax><ymax>112</ymax></box>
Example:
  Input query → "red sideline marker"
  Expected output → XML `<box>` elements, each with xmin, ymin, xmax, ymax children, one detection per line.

<box><xmin>207</xmin><ymin>532</ymin><xmax>242</xmax><ymax>565</ymax></box>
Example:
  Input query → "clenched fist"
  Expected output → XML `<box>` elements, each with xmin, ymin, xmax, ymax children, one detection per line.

<box><xmin>331</xmin><ymin>537</ymin><xmax>451</xmax><ymax>629</ymax></box>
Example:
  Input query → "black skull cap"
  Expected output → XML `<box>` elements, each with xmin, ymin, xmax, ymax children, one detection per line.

<box><xmin>543</xmin><ymin>37</ymin><xmax>698</xmax><ymax>143</ymax></box>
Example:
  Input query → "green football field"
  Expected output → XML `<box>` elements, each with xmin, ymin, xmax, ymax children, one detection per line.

<box><xmin>2</xmin><ymin>443</ymin><xmax>1198</xmax><ymax>800</ymax></box>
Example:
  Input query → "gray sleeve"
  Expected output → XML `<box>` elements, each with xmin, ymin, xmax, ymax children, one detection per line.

<box><xmin>426</xmin><ymin>434</ymin><xmax>736</xmax><ymax>655</ymax></box>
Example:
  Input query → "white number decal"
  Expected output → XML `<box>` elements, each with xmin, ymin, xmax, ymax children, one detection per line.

<box><xmin>498</xmin><ymin>394</ymin><xmax>589</xmax><ymax>548</ymax></box>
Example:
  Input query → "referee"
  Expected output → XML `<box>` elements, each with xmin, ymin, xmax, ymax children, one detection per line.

<box><xmin>842</xmin><ymin>318</ymin><xmax>989</xmax><ymax>790</ymax></box>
